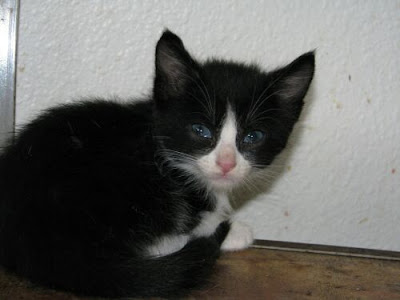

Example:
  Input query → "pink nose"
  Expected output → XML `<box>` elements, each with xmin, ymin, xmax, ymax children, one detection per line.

<box><xmin>217</xmin><ymin>145</ymin><xmax>237</xmax><ymax>175</ymax></box>
<box><xmin>217</xmin><ymin>160</ymin><xmax>236</xmax><ymax>174</ymax></box>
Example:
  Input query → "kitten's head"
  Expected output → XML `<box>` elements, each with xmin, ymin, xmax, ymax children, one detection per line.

<box><xmin>153</xmin><ymin>30</ymin><xmax>314</xmax><ymax>192</ymax></box>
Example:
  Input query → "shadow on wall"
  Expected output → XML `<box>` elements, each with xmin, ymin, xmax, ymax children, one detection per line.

<box><xmin>231</xmin><ymin>82</ymin><xmax>317</xmax><ymax>210</ymax></box>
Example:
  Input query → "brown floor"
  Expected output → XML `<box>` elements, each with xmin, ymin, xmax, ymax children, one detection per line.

<box><xmin>1</xmin><ymin>246</ymin><xmax>399</xmax><ymax>299</ymax></box>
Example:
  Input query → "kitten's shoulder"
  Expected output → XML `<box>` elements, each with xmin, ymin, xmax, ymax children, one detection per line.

<box><xmin>10</xmin><ymin>99</ymin><xmax>154</xmax><ymax>155</ymax></box>
<box><xmin>22</xmin><ymin>98</ymin><xmax>152</xmax><ymax>132</ymax></box>
<box><xmin>45</xmin><ymin>98</ymin><xmax>153</xmax><ymax>125</ymax></box>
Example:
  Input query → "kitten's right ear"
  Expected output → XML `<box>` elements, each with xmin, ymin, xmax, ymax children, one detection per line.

<box><xmin>268</xmin><ymin>51</ymin><xmax>315</xmax><ymax>119</ymax></box>
<box><xmin>154</xmin><ymin>30</ymin><xmax>200</xmax><ymax>103</ymax></box>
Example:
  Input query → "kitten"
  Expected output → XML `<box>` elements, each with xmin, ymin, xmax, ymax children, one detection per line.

<box><xmin>0</xmin><ymin>30</ymin><xmax>314</xmax><ymax>297</ymax></box>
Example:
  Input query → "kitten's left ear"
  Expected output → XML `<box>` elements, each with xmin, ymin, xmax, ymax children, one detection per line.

<box><xmin>270</xmin><ymin>51</ymin><xmax>315</xmax><ymax>118</ymax></box>
<box><xmin>154</xmin><ymin>30</ymin><xmax>200</xmax><ymax>104</ymax></box>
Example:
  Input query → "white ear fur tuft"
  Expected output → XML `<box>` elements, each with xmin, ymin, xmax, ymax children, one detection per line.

<box><xmin>274</xmin><ymin>51</ymin><xmax>315</xmax><ymax>103</ymax></box>
<box><xmin>154</xmin><ymin>30</ymin><xmax>199</xmax><ymax>99</ymax></box>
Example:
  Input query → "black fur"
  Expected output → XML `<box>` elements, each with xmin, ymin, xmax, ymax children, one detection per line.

<box><xmin>0</xmin><ymin>30</ymin><xmax>314</xmax><ymax>297</ymax></box>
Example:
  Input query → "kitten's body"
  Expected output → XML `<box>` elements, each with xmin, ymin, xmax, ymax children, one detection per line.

<box><xmin>0</xmin><ymin>31</ymin><xmax>314</xmax><ymax>297</ymax></box>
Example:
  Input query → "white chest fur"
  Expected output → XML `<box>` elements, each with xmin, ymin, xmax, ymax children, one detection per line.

<box><xmin>191</xmin><ymin>192</ymin><xmax>232</xmax><ymax>238</ymax></box>
<box><xmin>145</xmin><ymin>192</ymin><xmax>253</xmax><ymax>257</ymax></box>
<box><xmin>146</xmin><ymin>192</ymin><xmax>231</xmax><ymax>257</ymax></box>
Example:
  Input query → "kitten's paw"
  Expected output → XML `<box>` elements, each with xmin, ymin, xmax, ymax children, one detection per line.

<box><xmin>221</xmin><ymin>221</ymin><xmax>254</xmax><ymax>251</ymax></box>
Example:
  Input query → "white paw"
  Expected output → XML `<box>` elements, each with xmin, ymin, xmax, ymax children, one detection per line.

<box><xmin>221</xmin><ymin>221</ymin><xmax>254</xmax><ymax>251</ymax></box>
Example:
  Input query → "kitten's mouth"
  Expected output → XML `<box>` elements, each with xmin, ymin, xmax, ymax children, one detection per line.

<box><xmin>209</xmin><ymin>174</ymin><xmax>241</xmax><ymax>191</ymax></box>
<box><xmin>209</xmin><ymin>173</ymin><xmax>241</xmax><ymax>189</ymax></box>
<box><xmin>211</xmin><ymin>173</ymin><xmax>235</xmax><ymax>180</ymax></box>
<box><xmin>218</xmin><ymin>175</ymin><xmax>234</xmax><ymax>182</ymax></box>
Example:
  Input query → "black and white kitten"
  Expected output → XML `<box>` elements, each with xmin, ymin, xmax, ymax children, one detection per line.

<box><xmin>0</xmin><ymin>31</ymin><xmax>314</xmax><ymax>297</ymax></box>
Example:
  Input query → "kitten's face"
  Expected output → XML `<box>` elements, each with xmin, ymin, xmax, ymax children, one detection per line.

<box><xmin>195</xmin><ymin>106</ymin><xmax>252</xmax><ymax>191</ymax></box>
<box><xmin>153</xmin><ymin>31</ymin><xmax>314</xmax><ymax>192</ymax></box>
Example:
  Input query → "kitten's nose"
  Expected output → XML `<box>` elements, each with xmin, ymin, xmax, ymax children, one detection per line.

<box><xmin>217</xmin><ymin>145</ymin><xmax>237</xmax><ymax>175</ymax></box>
<box><xmin>218</xmin><ymin>161</ymin><xmax>236</xmax><ymax>174</ymax></box>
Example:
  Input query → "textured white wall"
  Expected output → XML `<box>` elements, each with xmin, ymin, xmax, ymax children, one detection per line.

<box><xmin>16</xmin><ymin>0</ymin><xmax>400</xmax><ymax>251</ymax></box>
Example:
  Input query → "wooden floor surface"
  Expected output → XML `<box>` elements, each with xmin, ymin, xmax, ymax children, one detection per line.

<box><xmin>1</xmin><ymin>247</ymin><xmax>399</xmax><ymax>299</ymax></box>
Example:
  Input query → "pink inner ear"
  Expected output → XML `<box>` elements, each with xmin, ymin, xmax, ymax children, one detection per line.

<box><xmin>216</xmin><ymin>145</ymin><xmax>237</xmax><ymax>174</ymax></box>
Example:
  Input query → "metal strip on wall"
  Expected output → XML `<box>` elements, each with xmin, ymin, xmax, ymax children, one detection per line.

<box><xmin>252</xmin><ymin>239</ymin><xmax>400</xmax><ymax>261</ymax></box>
<box><xmin>0</xmin><ymin>0</ymin><xmax>19</xmax><ymax>148</ymax></box>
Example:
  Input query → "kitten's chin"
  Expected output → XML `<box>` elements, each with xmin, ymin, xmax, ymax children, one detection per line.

<box><xmin>206</xmin><ymin>174</ymin><xmax>244</xmax><ymax>192</ymax></box>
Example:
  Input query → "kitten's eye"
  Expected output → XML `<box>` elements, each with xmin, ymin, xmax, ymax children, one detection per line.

<box><xmin>192</xmin><ymin>124</ymin><xmax>212</xmax><ymax>139</ymax></box>
<box><xmin>243</xmin><ymin>130</ymin><xmax>265</xmax><ymax>144</ymax></box>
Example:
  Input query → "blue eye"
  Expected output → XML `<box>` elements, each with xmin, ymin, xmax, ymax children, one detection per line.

<box><xmin>192</xmin><ymin>124</ymin><xmax>212</xmax><ymax>139</ymax></box>
<box><xmin>243</xmin><ymin>130</ymin><xmax>265</xmax><ymax>144</ymax></box>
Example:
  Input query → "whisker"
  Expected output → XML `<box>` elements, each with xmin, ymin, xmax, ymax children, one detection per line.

<box><xmin>246</xmin><ymin>64</ymin><xmax>294</xmax><ymax>123</ymax></box>
<box><xmin>186</xmin><ymin>92</ymin><xmax>213</xmax><ymax>118</ymax></box>
<box><xmin>247</xmin><ymin>89</ymin><xmax>287</xmax><ymax>124</ymax></box>
<box><xmin>197</xmin><ymin>77</ymin><xmax>214</xmax><ymax>120</ymax></box>
<box><xmin>179</xmin><ymin>72</ymin><xmax>216</xmax><ymax>123</ymax></box>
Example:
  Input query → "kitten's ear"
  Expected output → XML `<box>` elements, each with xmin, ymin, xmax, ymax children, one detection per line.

<box><xmin>154</xmin><ymin>30</ymin><xmax>200</xmax><ymax>103</ymax></box>
<box><xmin>270</xmin><ymin>51</ymin><xmax>315</xmax><ymax>118</ymax></box>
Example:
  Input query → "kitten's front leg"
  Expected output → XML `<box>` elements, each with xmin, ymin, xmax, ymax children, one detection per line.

<box><xmin>221</xmin><ymin>221</ymin><xmax>254</xmax><ymax>251</ymax></box>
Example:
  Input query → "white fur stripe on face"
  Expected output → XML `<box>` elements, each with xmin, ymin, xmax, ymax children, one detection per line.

<box><xmin>215</xmin><ymin>107</ymin><xmax>237</xmax><ymax>173</ymax></box>
<box><xmin>218</xmin><ymin>108</ymin><xmax>237</xmax><ymax>145</ymax></box>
